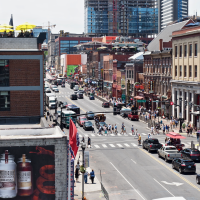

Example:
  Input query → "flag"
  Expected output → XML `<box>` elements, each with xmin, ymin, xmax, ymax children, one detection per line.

<box><xmin>69</xmin><ymin>119</ymin><xmax>79</xmax><ymax>159</ymax></box>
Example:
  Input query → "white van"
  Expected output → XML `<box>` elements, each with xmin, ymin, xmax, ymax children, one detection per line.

<box><xmin>73</xmin><ymin>85</ymin><xmax>79</xmax><ymax>91</ymax></box>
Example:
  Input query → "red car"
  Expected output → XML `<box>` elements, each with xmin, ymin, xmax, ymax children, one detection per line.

<box><xmin>102</xmin><ymin>102</ymin><xmax>110</xmax><ymax>108</ymax></box>
<box><xmin>128</xmin><ymin>113</ymin><xmax>139</xmax><ymax>121</ymax></box>
<box><xmin>77</xmin><ymin>116</ymin><xmax>88</xmax><ymax>127</ymax></box>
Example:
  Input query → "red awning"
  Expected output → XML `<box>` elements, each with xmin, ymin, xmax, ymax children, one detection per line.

<box><xmin>134</xmin><ymin>96</ymin><xmax>144</xmax><ymax>100</ymax></box>
<box><xmin>166</xmin><ymin>133</ymin><xmax>186</xmax><ymax>139</ymax></box>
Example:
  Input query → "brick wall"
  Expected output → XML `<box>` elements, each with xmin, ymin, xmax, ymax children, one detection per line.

<box><xmin>0</xmin><ymin>91</ymin><xmax>40</xmax><ymax>116</ymax></box>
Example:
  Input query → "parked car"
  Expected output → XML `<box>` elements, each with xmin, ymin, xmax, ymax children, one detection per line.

<box><xmin>77</xmin><ymin>93</ymin><xmax>84</xmax><ymax>99</ymax></box>
<box><xmin>89</xmin><ymin>96</ymin><xmax>95</xmax><ymax>100</ymax></box>
<box><xmin>102</xmin><ymin>102</ymin><xmax>110</xmax><ymax>108</ymax></box>
<box><xmin>54</xmin><ymin>88</ymin><xmax>59</xmax><ymax>93</ymax></box>
<box><xmin>96</xmin><ymin>121</ymin><xmax>107</xmax><ymax>129</ymax></box>
<box><xmin>172</xmin><ymin>158</ymin><xmax>196</xmax><ymax>174</ymax></box>
<box><xmin>45</xmin><ymin>88</ymin><xmax>51</xmax><ymax>93</ymax></box>
<box><xmin>83</xmin><ymin>121</ymin><xmax>94</xmax><ymax>131</ymax></box>
<box><xmin>77</xmin><ymin>116</ymin><xmax>88</xmax><ymax>127</ymax></box>
<box><xmin>158</xmin><ymin>146</ymin><xmax>182</xmax><ymax>162</ymax></box>
<box><xmin>180</xmin><ymin>148</ymin><xmax>200</xmax><ymax>161</ymax></box>
<box><xmin>196</xmin><ymin>174</ymin><xmax>200</xmax><ymax>184</ymax></box>
<box><xmin>70</xmin><ymin>94</ymin><xmax>77</xmax><ymax>100</ymax></box>
<box><xmin>61</xmin><ymin>83</ymin><xmax>65</xmax><ymax>87</ymax></box>
<box><xmin>86</xmin><ymin>111</ymin><xmax>94</xmax><ymax>120</ymax></box>
<box><xmin>142</xmin><ymin>138</ymin><xmax>162</xmax><ymax>152</ymax></box>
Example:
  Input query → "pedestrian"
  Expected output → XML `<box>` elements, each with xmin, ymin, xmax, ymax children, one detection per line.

<box><xmin>124</xmin><ymin>126</ymin><xmax>127</xmax><ymax>134</ymax></box>
<box><xmin>151</xmin><ymin>126</ymin><xmax>154</xmax><ymax>135</ymax></box>
<box><xmin>163</xmin><ymin>124</ymin><xmax>165</xmax><ymax>135</ymax></box>
<box><xmin>92</xmin><ymin>124</ymin><xmax>95</xmax><ymax>133</ymax></box>
<box><xmin>84</xmin><ymin>170</ymin><xmax>89</xmax><ymax>184</ymax></box>
<box><xmin>121</xmin><ymin>122</ymin><xmax>124</xmax><ymax>134</ymax></box>
<box><xmin>135</xmin><ymin>129</ymin><xmax>138</xmax><ymax>136</ymax></box>
<box><xmin>165</xmin><ymin>137</ymin><xmax>168</xmax><ymax>143</ymax></box>
<box><xmin>190</xmin><ymin>126</ymin><xmax>193</xmax><ymax>136</ymax></box>
<box><xmin>175</xmin><ymin>119</ymin><xmax>178</xmax><ymax>128</ymax></box>
<box><xmin>82</xmin><ymin>137</ymin><xmax>85</xmax><ymax>143</ymax></box>
<box><xmin>114</xmin><ymin>124</ymin><xmax>117</xmax><ymax>134</ymax></box>
<box><xmin>187</xmin><ymin>126</ymin><xmax>190</xmax><ymax>137</ymax></box>
<box><xmin>90</xmin><ymin>169</ymin><xmax>95</xmax><ymax>184</ymax></box>
<box><xmin>148</xmin><ymin>133</ymin><xmax>151</xmax><ymax>139</ymax></box>
<box><xmin>99</xmin><ymin>126</ymin><xmax>102</xmax><ymax>135</ymax></box>
<box><xmin>75</xmin><ymin>165</ymin><xmax>80</xmax><ymax>182</ymax></box>
<box><xmin>131</xmin><ymin>125</ymin><xmax>134</xmax><ymax>135</ymax></box>
<box><xmin>197</xmin><ymin>131</ymin><xmax>200</xmax><ymax>142</ymax></box>
<box><xmin>165</xmin><ymin>124</ymin><xmax>168</xmax><ymax>133</ymax></box>
<box><xmin>87</xmin><ymin>137</ymin><xmax>91</xmax><ymax>148</ymax></box>
<box><xmin>111</xmin><ymin>124</ymin><xmax>114</xmax><ymax>133</ymax></box>
<box><xmin>170</xmin><ymin>120</ymin><xmax>172</xmax><ymax>130</ymax></box>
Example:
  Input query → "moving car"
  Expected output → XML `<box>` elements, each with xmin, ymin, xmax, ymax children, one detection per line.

<box><xmin>61</xmin><ymin>83</ymin><xmax>65</xmax><ymax>87</ymax></box>
<box><xmin>50</xmin><ymin>84</ymin><xmax>57</xmax><ymax>90</ymax></box>
<box><xmin>172</xmin><ymin>158</ymin><xmax>196</xmax><ymax>174</ymax></box>
<box><xmin>67</xmin><ymin>104</ymin><xmax>80</xmax><ymax>115</ymax></box>
<box><xmin>180</xmin><ymin>148</ymin><xmax>200</xmax><ymax>161</ymax></box>
<box><xmin>86</xmin><ymin>111</ymin><xmax>94</xmax><ymax>120</ymax></box>
<box><xmin>78</xmin><ymin>89</ymin><xmax>84</xmax><ymax>94</ymax></box>
<box><xmin>54</xmin><ymin>88</ymin><xmax>59</xmax><ymax>93</ymax></box>
<box><xmin>77</xmin><ymin>93</ymin><xmax>83</xmax><ymax>99</ymax></box>
<box><xmin>158</xmin><ymin>146</ymin><xmax>182</xmax><ymax>162</ymax></box>
<box><xmin>77</xmin><ymin>116</ymin><xmax>88</xmax><ymax>127</ymax></box>
<box><xmin>89</xmin><ymin>95</ymin><xmax>95</xmax><ymax>100</ymax></box>
<box><xmin>70</xmin><ymin>94</ymin><xmax>77</xmax><ymax>100</ymax></box>
<box><xmin>102</xmin><ymin>102</ymin><xmax>110</xmax><ymax>108</ymax></box>
<box><xmin>73</xmin><ymin>85</ymin><xmax>79</xmax><ymax>91</ymax></box>
<box><xmin>83</xmin><ymin>121</ymin><xmax>94</xmax><ymax>131</ymax></box>
<box><xmin>45</xmin><ymin>88</ymin><xmax>51</xmax><ymax>93</ymax></box>
<box><xmin>62</xmin><ymin>101</ymin><xmax>68</xmax><ymax>107</ymax></box>
<box><xmin>96</xmin><ymin>121</ymin><xmax>107</xmax><ymax>129</ymax></box>
<box><xmin>142</xmin><ymin>138</ymin><xmax>162</xmax><ymax>152</ymax></box>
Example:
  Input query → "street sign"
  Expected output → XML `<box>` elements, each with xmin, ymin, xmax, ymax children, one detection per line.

<box><xmin>122</xmin><ymin>94</ymin><xmax>126</xmax><ymax>101</ymax></box>
<box><xmin>170</xmin><ymin>102</ymin><xmax>174</xmax><ymax>105</ymax></box>
<box><xmin>137</xmin><ymin>100</ymin><xmax>146</xmax><ymax>103</ymax></box>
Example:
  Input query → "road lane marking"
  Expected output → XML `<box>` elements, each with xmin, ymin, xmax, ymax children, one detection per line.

<box><xmin>117</xmin><ymin>144</ymin><xmax>123</xmax><ymax>147</ymax></box>
<box><xmin>140</xmin><ymin>148</ymin><xmax>200</xmax><ymax>192</ymax></box>
<box><xmin>154</xmin><ymin>178</ymin><xmax>175</xmax><ymax>197</ymax></box>
<box><xmin>124</xmin><ymin>143</ymin><xmax>130</xmax><ymax>147</ymax></box>
<box><xmin>94</xmin><ymin>145</ymin><xmax>100</xmax><ymax>148</ymax></box>
<box><xmin>79</xmin><ymin>134</ymin><xmax>83</xmax><ymax>137</ymax></box>
<box><xmin>161</xmin><ymin>181</ymin><xmax>184</xmax><ymax>186</ymax></box>
<box><xmin>109</xmin><ymin>144</ymin><xmax>115</xmax><ymax>147</ymax></box>
<box><xmin>110</xmin><ymin>134</ymin><xmax>115</xmax><ymax>136</ymax></box>
<box><xmin>131</xmin><ymin>159</ymin><xmax>136</xmax><ymax>164</ymax></box>
<box><xmin>131</xmin><ymin>143</ymin><xmax>137</xmax><ymax>147</ymax></box>
<box><xmin>102</xmin><ymin>144</ymin><xmax>107</xmax><ymax>148</ymax></box>
<box><xmin>85</xmin><ymin>134</ymin><xmax>88</xmax><ymax>137</ymax></box>
<box><xmin>110</xmin><ymin>162</ymin><xmax>146</xmax><ymax>200</ymax></box>
<box><xmin>91</xmin><ymin>134</ymin><xmax>95</xmax><ymax>137</ymax></box>
<box><xmin>141</xmin><ymin>133</ymin><xmax>147</xmax><ymax>135</ymax></box>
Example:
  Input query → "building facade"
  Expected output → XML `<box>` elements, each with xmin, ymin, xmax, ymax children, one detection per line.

<box><xmin>171</xmin><ymin>25</ymin><xmax>200</xmax><ymax>128</ymax></box>
<box><xmin>84</xmin><ymin>0</ymin><xmax>158</xmax><ymax>37</ymax></box>
<box><xmin>158</xmin><ymin>0</ymin><xmax>188</xmax><ymax>32</ymax></box>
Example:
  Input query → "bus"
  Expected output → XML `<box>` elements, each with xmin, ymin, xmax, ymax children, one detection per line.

<box><xmin>57</xmin><ymin>79</ymin><xmax>62</xmax><ymax>85</ymax></box>
<box><xmin>61</xmin><ymin>110</ymin><xmax>76</xmax><ymax>128</ymax></box>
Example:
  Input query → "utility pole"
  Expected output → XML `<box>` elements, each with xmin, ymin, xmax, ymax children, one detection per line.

<box><xmin>123</xmin><ymin>1</ymin><xmax>125</xmax><ymax>36</ymax></box>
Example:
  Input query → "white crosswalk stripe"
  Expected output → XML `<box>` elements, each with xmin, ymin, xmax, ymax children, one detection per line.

<box><xmin>124</xmin><ymin>143</ymin><xmax>130</xmax><ymax>147</ymax></box>
<box><xmin>97</xmin><ymin>134</ymin><xmax>102</xmax><ymax>137</ymax></box>
<box><xmin>110</xmin><ymin>134</ymin><xmax>115</xmax><ymax>136</ymax></box>
<box><xmin>102</xmin><ymin>144</ymin><xmax>107</xmax><ymax>148</ymax></box>
<box><xmin>94</xmin><ymin>145</ymin><xmax>100</xmax><ymax>148</ymax></box>
<box><xmin>131</xmin><ymin>143</ymin><xmax>137</xmax><ymax>147</ymax></box>
<box><xmin>117</xmin><ymin>134</ymin><xmax>122</xmax><ymax>136</ymax></box>
<box><xmin>91</xmin><ymin>134</ymin><xmax>95</xmax><ymax>137</ymax></box>
<box><xmin>117</xmin><ymin>144</ymin><xmax>123</xmax><ymax>147</ymax></box>
<box><xmin>79</xmin><ymin>134</ymin><xmax>83</xmax><ymax>137</ymax></box>
<box><xmin>141</xmin><ymin>133</ymin><xmax>147</xmax><ymax>135</ymax></box>
<box><xmin>85</xmin><ymin>134</ymin><xmax>89</xmax><ymax>137</ymax></box>
<box><xmin>109</xmin><ymin>144</ymin><xmax>115</xmax><ymax>147</ymax></box>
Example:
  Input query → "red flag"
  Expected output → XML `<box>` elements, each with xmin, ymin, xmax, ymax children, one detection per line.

<box><xmin>69</xmin><ymin>119</ymin><xmax>79</xmax><ymax>158</ymax></box>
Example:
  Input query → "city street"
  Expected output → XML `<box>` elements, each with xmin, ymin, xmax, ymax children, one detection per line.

<box><xmin>47</xmin><ymin>82</ymin><xmax>200</xmax><ymax>200</ymax></box>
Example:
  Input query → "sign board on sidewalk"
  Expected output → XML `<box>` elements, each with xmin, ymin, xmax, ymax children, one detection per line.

<box><xmin>84</xmin><ymin>151</ymin><xmax>89</xmax><ymax>168</ymax></box>
<box><xmin>137</xmin><ymin>100</ymin><xmax>146</xmax><ymax>103</ymax></box>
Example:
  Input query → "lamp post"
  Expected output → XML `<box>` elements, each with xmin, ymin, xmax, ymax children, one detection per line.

<box><xmin>60</xmin><ymin>102</ymin><xmax>64</xmax><ymax>130</ymax></box>
<box><xmin>81</xmin><ymin>142</ymin><xmax>86</xmax><ymax>200</ymax></box>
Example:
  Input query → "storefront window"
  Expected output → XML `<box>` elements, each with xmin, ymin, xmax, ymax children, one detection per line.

<box><xmin>0</xmin><ymin>60</ymin><xmax>9</xmax><ymax>86</ymax></box>
<box><xmin>0</xmin><ymin>91</ymin><xmax>10</xmax><ymax>111</ymax></box>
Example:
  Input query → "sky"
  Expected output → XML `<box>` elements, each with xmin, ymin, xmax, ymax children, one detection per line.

<box><xmin>0</xmin><ymin>0</ymin><xmax>200</xmax><ymax>34</ymax></box>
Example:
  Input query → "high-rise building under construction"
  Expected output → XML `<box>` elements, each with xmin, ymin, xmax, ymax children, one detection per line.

<box><xmin>84</xmin><ymin>0</ymin><xmax>158</xmax><ymax>37</ymax></box>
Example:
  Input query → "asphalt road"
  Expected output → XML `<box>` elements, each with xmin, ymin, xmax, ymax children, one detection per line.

<box><xmin>47</xmin><ymin>82</ymin><xmax>200</xmax><ymax>200</ymax></box>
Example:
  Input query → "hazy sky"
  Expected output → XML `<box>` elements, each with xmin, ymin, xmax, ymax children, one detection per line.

<box><xmin>0</xmin><ymin>0</ymin><xmax>200</xmax><ymax>34</ymax></box>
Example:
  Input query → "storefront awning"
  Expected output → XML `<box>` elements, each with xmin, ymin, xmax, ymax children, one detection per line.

<box><xmin>134</xmin><ymin>96</ymin><xmax>144</xmax><ymax>100</ymax></box>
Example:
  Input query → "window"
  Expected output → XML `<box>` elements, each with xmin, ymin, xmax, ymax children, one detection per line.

<box><xmin>195</xmin><ymin>43</ymin><xmax>198</xmax><ymax>57</ymax></box>
<box><xmin>179</xmin><ymin>45</ymin><xmax>182</xmax><ymax>57</ymax></box>
<box><xmin>175</xmin><ymin>66</ymin><xmax>177</xmax><ymax>76</ymax></box>
<box><xmin>184</xmin><ymin>45</ymin><xmax>187</xmax><ymax>57</ymax></box>
<box><xmin>195</xmin><ymin>65</ymin><xmax>197</xmax><ymax>77</ymax></box>
<box><xmin>0</xmin><ymin>91</ymin><xmax>10</xmax><ymax>111</ymax></box>
<box><xmin>184</xmin><ymin>65</ymin><xmax>187</xmax><ymax>77</ymax></box>
<box><xmin>189</xmin><ymin>44</ymin><xmax>192</xmax><ymax>56</ymax></box>
<box><xmin>0</xmin><ymin>60</ymin><xmax>9</xmax><ymax>86</ymax></box>
<box><xmin>175</xmin><ymin>46</ymin><xmax>177</xmax><ymax>57</ymax></box>
<box><xmin>179</xmin><ymin>65</ymin><xmax>182</xmax><ymax>77</ymax></box>
<box><xmin>189</xmin><ymin>65</ymin><xmax>192</xmax><ymax>77</ymax></box>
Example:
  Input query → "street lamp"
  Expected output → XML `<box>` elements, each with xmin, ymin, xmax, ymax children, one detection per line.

<box><xmin>59</xmin><ymin>102</ymin><xmax>64</xmax><ymax>130</ymax></box>
<box><xmin>81</xmin><ymin>142</ymin><xmax>86</xmax><ymax>200</ymax></box>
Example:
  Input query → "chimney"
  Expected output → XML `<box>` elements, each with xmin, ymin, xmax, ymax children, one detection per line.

<box><xmin>159</xmin><ymin>39</ymin><xmax>163</xmax><ymax>51</ymax></box>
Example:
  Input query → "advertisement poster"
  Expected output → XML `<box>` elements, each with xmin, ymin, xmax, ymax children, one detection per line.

<box><xmin>0</xmin><ymin>146</ymin><xmax>55</xmax><ymax>200</ymax></box>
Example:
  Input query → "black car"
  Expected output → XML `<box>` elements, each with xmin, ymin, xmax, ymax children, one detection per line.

<box><xmin>61</xmin><ymin>83</ymin><xmax>65</xmax><ymax>87</ymax></box>
<box><xmin>172</xmin><ymin>158</ymin><xmax>196</xmax><ymax>174</ymax></box>
<box><xmin>67</xmin><ymin>104</ymin><xmax>80</xmax><ymax>115</ymax></box>
<box><xmin>142</xmin><ymin>138</ymin><xmax>162</xmax><ymax>152</ymax></box>
<box><xmin>96</xmin><ymin>121</ymin><xmax>107</xmax><ymax>129</ymax></box>
<box><xmin>77</xmin><ymin>93</ymin><xmax>83</xmax><ymax>99</ymax></box>
<box><xmin>70</xmin><ymin>94</ymin><xmax>77</xmax><ymax>100</ymax></box>
<box><xmin>181</xmin><ymin>148</ymin><xmax>200</xmax><ymax>161</ymax></box>
<box><xmin>86</xmin><ymin>111</ymin><xmax>94</xmax><ymax>120</ymax></box>
<box><xmin>83</xmin><ymin>121</ymin><xmax>94</xmax><ymax>131</ymax></box>
<box><xmin>102</xmin><ymin>102</ymin><xmax>110</xmax><ymax>108</ymax></box>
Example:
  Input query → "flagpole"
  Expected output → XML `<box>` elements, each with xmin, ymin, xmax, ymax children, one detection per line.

<box><xmin>68</xmin><ymin>119</ymin><xmax>71</xmax><ymax>200</ymax></box>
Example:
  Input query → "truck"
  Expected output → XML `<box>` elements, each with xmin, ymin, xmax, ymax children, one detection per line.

<box><xmin>128</xmin><ymin>106</ymin><xmax>139</xmax><ymax>121</ymax></box>
<box><xmin>142</xmin><ymin>138</ymin><xmax>162</xmax><ymax>152</ymax></box>
<box><xmin>158</xmin><ymin>146</ymin><xmax>182</xmax><ymax>162</ymax></box>
<box><xmin>46</xmin><ymin>93</ymin><xmax>57</xmax><ymax>109</ymax></box>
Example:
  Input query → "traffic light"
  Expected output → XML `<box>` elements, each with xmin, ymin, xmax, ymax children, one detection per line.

<box><xmin>184</xmin><ymin>100</ymin><xmax>187</xmax><ymax>106</ymax></box>
<box><xmin>149</xmin><ymin>99</ymin><xmax>152</xmax><ymax>106</ymax></box>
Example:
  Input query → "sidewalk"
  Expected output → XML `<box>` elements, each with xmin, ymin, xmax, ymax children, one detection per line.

<box><xmin>74</xmin><ymin>150</ymin><xmax>105</xmax><ymax>200</ymax></box>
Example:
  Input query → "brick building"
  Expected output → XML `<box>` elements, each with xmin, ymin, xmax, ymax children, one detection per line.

<box><xmin>0</xmin><ymin>36</ymin><xmax>45</xmax><ymax>124</ymax></box>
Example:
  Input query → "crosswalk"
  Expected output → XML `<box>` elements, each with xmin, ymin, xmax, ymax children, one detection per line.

<box><xmin>79</xmin><ymin>132</ymin><xmax>147</xmax><ymax>138</ymax></box>
<box><xmin>93</xmin><ymin>143</ymin><xmax>138</xmax><ymax>149</ymax></box>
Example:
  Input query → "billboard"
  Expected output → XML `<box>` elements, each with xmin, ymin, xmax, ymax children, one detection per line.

<box><xmin>67</xmin><ymin>65</ymin><xmax>78</xmax><ymax>76</ymax></box>
<box><xmin>0</xmin><ymin>146</ymin><xmax>55</xmax><ymax>200</ymax></box>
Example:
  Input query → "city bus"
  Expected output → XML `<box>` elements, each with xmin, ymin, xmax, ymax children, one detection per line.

<box><xmin>61</xmin><ymin>110</ymin><xmax>76</xmax><ymax>128</ymax></box>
